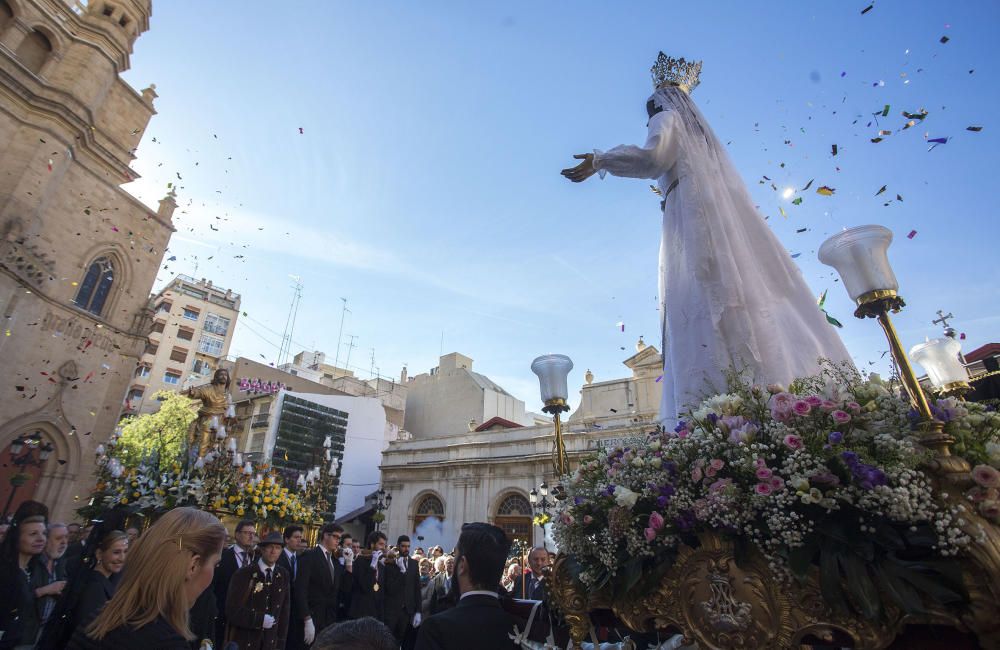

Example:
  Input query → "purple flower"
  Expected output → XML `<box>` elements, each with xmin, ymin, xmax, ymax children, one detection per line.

<box><xmin>755</xmin><ymin>467</ymin><xmax>773</xmax><ymax>480</ymax></box>
<box><xmin>707</xmin><ymin>413</ymin><xmax>719</xmax><ymax>426</ymax></box>
<box><xmin>656</xmin><ymin>495</ymin><xmax>669</xmax><ymax>508</ymax></box>
<box><xmin>831</xmin><ymin>410</ymin><xmax>852</xmax><ymax>425</ymax></box>
<box><xmin>674</xmin><ymin>420</ymin><xmax>688</xmax><ymax>433</ymax></box>
<box><xmin>603</xmin><ymin>484</ymin><xmax>617</xmax><ymax>496</ymax></box>
<box><xmin>675</xmin><ymin>509</ymin><xmax>696</xmax><ymax>532</ymax></box>
<box><xmin>828</xmin><ymin>431</ymin><xmax>844</xmax><ymax>445</ymax></box>
<box><xmin>755</xmin><ymin>482</ymin><xmax>773</xmax><ymax>495</ymax></box>
<box><xmin>805</xmin><ymin>395</ymin><xmax>823</xmax><ymax>406</ymax></box>
<box><xmin>840</xmin><ymin>450</ymin><xmax>859</xmax><ymax>464</ymax></box>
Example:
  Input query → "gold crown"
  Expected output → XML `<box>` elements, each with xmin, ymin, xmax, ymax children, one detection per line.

<box><xmin>650</xmin><ymin>51</ymin><xmax>702</xmax><ymax>93</ymax></box>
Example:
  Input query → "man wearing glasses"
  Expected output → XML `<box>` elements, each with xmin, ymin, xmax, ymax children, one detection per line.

<box><xmin>294</xmin><ymin>523</ymin><xmax>355</xmax><ymax>646</ymax></box>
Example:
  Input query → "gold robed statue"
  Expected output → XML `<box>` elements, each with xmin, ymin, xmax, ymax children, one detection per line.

<box><xmin>187</xmin><ymin>368</ymin><xmax>236</xmax><ymax>458</ymax></box>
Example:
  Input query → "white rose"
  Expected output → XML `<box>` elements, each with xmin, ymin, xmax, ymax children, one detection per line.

<box><xmin>613</xmin><ymin>485</ymin><xmax>639</xmax><ymax>508</ymax></box>
<box><xmin>649</xmin><ymin>457</ymin><xmax>663</xmax><ymax>469</ymax></box>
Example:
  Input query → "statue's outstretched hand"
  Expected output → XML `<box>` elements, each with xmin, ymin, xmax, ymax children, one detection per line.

<box><xmin>561</xmin><ymin>153</ymin><xmax>597</xmax><ymax>183</ymax></box>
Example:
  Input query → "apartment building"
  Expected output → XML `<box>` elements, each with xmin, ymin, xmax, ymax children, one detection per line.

<box><xmin>125</xmin><ymin>274</ymin><xmax>240</xmax><ymax>414</ymax></box>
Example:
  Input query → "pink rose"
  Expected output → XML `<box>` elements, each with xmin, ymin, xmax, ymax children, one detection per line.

<box><xmin>792</xmin><ymin>400</ymin><xmax>812</xmax><ymax>416</ymax></box>
<box><xmin>769</xmin><ymin>392</ymin><xmax>796</xmax><ymax>420</ymax></box>
<box><xmin>709</xmin><ymin>458</ymin><xmax>725</xmax><ymax>471</ymax></box>
<box><xmin>755</xmin><ymin>457</ymin><xmax>767</xmax><ymax>468</ymax></box>
<box><xmin>705</xmin><ymin>465</ymin><xmax>718</xmax><ymax>478</ymax></box>
<box><xmin>583</xmin><ymin>515</ymin><xmax>593</xmax><ymax>525</ymax></box>
<box><xmin>980</xmin><ymin>500</ymin><xmax>1000</xmax><ymax>521</ymax></box>
<box><xmin>783</xmin><ymin>434</ymin><xmax>804</xmax><ymax>450</ymax></box>
<box><xmin>644</xmin><ymin>527</ymin><xmax>657</xmax><ymax>542</ymax></box>
<box><xmin>677</xmin><ymin>429</ymin><xmax>689</xmax><ymax>439</ymax></box>
<box><xmin>755</xmin><ymin>467</ymin><xmax>773</xmax><ymax>480</ymax></box>
<box><xmin>560</xmin><ymin>512</ymin><xmax>575</xmax><ymax>525</ymax></box>
<box><xmin>691</xmin><ymin>467</ymin><xmax>703</xmax><ymax>482</ymax></box>
<box><xmin>972</xmin><ymin>464</ymin><xmax>1000</xmax><ymax>489</ymax></box>
<box><xmin>769</xmin><ymin>476</ymin><xmax>785</xmax><ymax>490</ymax></box>
<box><xmin>820</xmin><ymin>400</ymin><xmax>838</xmax><ymax>412</ymax></box>
<box><xmin>755</xmin><ymin>483</ymin><xmax>773</xmax><ymax>496</ymax></box>
<box><xmin>847</xmin><ymin>402</ymin><xmax>862</xmax><ymax>414</ymax></box>
<box><xmin>805</xmin><ymin>395</ymin><xmax>823</xmax><ymax>406</ymax></box>
<box><xmin>648</xmin><ymin>511</ymin><xmax>665</xmax><ymax>531</ymax></box>
<box><xmin>831</xmin><ymin>410</ymin><xmax>852</xmax><ymax>424</ymax></box>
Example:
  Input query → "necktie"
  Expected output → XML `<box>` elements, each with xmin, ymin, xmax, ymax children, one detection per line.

<box><xmin>265</xmin><ymin>568</ymin><xmax>272</xmax><ymax>584</ymax></box>
<box><xmin>325</xmin><ymin>551</ymin><xmax>336</xmax><ymax>581</ymax></box>
<box><xmin>291</xmin><ymin>554</ymin><xmax>297</xmax><ymax>579</ymax></box>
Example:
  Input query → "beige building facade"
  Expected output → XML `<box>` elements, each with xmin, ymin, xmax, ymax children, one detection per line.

<box><xmin>125</xmin><ymin>274</ymin><xmax>240</xmax><ymax>415</ymax></box>
<box><xmin>380</xmin><ymin>344</ymin><xmax>663</xmax><ymax>551</ymax></box>
<box><xmin>403</xmin><ymin>352</ymin><xmax>536</xmax><ymax>439</ymax></box>
<box><xmin>0</xmin><ymin>0</ymin><xmax>171</xmax><ymax>522</ymax></box>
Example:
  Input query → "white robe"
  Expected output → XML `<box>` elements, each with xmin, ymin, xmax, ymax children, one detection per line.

<box><xmin>593</xmin><ymin>91</ymin><xmax>854</xmax><ymax>425</ymax></box>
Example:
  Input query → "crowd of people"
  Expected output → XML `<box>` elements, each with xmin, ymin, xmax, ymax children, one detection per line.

<box><xmin>0</xmin><ymin>501</ymin><xmax>556</xmax><ymax>650</ymax></box>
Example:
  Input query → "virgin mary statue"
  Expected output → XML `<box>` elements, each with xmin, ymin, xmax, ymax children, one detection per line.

<box><xmin>562</xmin><ymin>53</ymin><xmax>853</xmax><ymax>424</ymax></box>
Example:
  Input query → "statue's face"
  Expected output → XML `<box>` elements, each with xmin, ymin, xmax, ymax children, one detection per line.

<box><xmin>213</xmin><ymin>369</ymin><xmax>229</xmax><ymax>386</ymax></box>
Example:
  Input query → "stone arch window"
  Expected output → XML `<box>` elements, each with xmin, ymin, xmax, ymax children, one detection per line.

<box><xmin>413</xmin><ymin>493</ymin><xmax>444</xmax><ymax>528</ymax></box>
<box><xmin>73</xmin><ymin>256</ymin><xmax>115</xmax><ymax>316</ymax></box>
<box><xmin>497</xmin><ymin>493</ymin><xmax>531</xmax><ymax>516</ymax></box>
<box><xmin>15</xmin><ymin>28</ymin><xmax>52</xmax><ymax>75</ymax></box>
<box><xmin>495</xmin><ymin>492</ymin><xmax>532</xmax><ymax>546</ymax></box>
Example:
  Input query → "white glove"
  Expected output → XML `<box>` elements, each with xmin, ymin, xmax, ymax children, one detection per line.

<box><xmin>412</xmin><ymin>612</ymin><xmax>422</xmax><ymax>627</ymax></box>
<box><xmin>342</xmin><ymin>546</ymin><xmax>354</xmax><ymax>567</ymax></box>
<box><xmin>304</xmin><ymin>618</ymin><xmax>315</xmax><ymax>644</ymax></box>
<box><xmin>262</xmin><ymin>614</ymin><xmax>275</xmax><ymax>630</ymax></box>
<box><xmin>370</xmin><ymin>550</ymin><xmax>382</xmax><ymax>568</ymax></box>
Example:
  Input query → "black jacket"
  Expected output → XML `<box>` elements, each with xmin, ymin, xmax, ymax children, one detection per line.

<box><xmin>212</xmin><ymin>546</ymin><xmax>252</xmax><ymax>643</ymax></box>
<box><xmin>67</xmin><ymin>616</ymin><xmax>188</xmax><ymax>650</ymax></box>
<box><xmin>274</xmin><ymin>550</ymin><xmax>302</xmax><ymax>649</ymax></box>
<box><xmin>384</xmin><ymin>557</ymin><xmax>422</xmax><ymax>629</ymax></box>
<box><xmin>415</xmin><ymin>594</ymin><xmax>517</xmax><ymax>650</ymax></box>
<box><xmin>511</xmin><ymin>574</ymin><xmax>546</xmax><ymax>601</ymax></box>
<box><xmin>0</xmin><ymin>555</ymin><xmax>42</xmax><ymax>649</ymax></box>
<box><xmin>348</xmin><ymin>557</ymin><xmax>385</xmax><ymax>621</ymax></box>
<box><xmin>74</xmin><ymin>572</ymin><xmax>116</xmax><ymax>633</ymax></box>
<box><xmin>292</xmin><ymin>546</ymin><xmax>351</xmax><ymax>633</ymax></box>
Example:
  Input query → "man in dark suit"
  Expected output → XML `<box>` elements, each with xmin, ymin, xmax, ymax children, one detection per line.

<box><xmin>415</xmin><ymin>523</ymin><xmax>517</xmax><ymax>650</ymax></box>
<box><xmin>225</xmin><ymin>532</ymin><xmax>291</xmax><ymax>650</ymax></box>
<box><xmin>349</xmin><ymin>531</ymin><xmax>387</xmax><ymax>621</ymax></box>
<box><xmin>293</xmin><ymin>523</ymin><xmax>354</xmax><ymax>646</ymax></box>
<box><xmin>511</xmin><ymin>547</ymin><xmax>549</xmax><ymax>601</ymax></box>
<box><xmin>384</xmin><ymin>534</ymin><xmax>423</xmax><ymax>646</ymax></box>
<box><xmin>213</xmin><ymin>519</ymin><xmax>258</xmax><ymax>646</ymax></box>
<box><xmin>276</xmin><ymin>525</ymin><xmax>304</xmax><ymax>649</ymax></box>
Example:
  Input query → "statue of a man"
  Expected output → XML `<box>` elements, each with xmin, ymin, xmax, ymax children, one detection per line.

<box><xmin>562</xmin><ymin>53</ymin><xmax>854</xmax><ymax>425</ymax></box>
<box><xmin>187</xmin><ymin>368</ymin><xmax>235</xmax><ymax>458</ymax></box>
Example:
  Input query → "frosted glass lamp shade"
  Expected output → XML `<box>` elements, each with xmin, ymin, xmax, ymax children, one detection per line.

<box><xmin>818</xmin><ymin>225</ymin><xmax>898</xmax><ymax>303</ymax></box>
<box><xmin>531</xmin><ymin>354</ymin><xmax>574</xmax><ymax>404</ymax></box>
<box><xmin>910</xmin><ymin>337</ymin><xmax>969</xmax><ymax>388</ymax></box>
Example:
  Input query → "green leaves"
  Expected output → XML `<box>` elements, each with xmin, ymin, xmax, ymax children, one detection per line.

<box><xmin>801</xmin><ymin>508</ymin><xmax>967</xmax><ymax>620</ymax></box>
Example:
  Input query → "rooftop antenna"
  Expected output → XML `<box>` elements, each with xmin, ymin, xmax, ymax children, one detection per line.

<box><xmin>333</xmin><ymin>297</ymin><xmax>350</xmax><ymax>370</ymax></box>
<box><xmin>278</xmin><ymin>275</ymin><xmax>303</xmax><ymax>367</ymax></box>
<box><xmin>343</xmin><ymin>335</ymin><xmax>358</xmax><ymax>373</ymax></box>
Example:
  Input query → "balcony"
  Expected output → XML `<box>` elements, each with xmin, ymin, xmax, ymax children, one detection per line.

<box><xmin>250</xmin><ymin>414</ymin><xmax>270</xmax><ymax>429</ymax></box>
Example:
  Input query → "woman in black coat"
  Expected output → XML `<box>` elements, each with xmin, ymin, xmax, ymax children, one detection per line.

<box><xmin>72</xmin><ymin>530</ymin><xmax>128</xmax><ymax>631</ymax></box>
<box><xmin>0</xmin><ymin>507</ymin><xmax>49</xmax><ymax>649</ymax></box>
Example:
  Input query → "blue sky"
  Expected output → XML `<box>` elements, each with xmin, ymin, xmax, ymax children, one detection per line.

<box><xmin>122</xmin><ymin>1</ymin><xmax>1000</xmax><ymax>412</ymax></box>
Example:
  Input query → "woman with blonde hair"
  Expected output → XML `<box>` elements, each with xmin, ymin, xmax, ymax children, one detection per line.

<box><xmin>68</xmin><ymin>507</ymin><xmax>225</xmax><ymax>649</ymax></box>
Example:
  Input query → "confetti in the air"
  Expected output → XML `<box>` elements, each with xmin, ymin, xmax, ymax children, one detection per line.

<box><xmin>816</xmin><ymin>186</ymin><xmax>836</xmax><ymax>196</ymax></box>
<box><xmin>907</xmin><ymin>230</ymin><xmax>918</xmax><ymax>239</ymax></box>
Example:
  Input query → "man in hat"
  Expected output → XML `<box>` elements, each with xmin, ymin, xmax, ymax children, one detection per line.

<box><xmin>224</xmin><ymin>531</ymin><xmax>292</xmax><ymax>650</ymax></box>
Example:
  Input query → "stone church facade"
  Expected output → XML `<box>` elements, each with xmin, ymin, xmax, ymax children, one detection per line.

<box><xmin>0</xmin><ymin>0</ymin><xmax>173</xmax><ymax>522</ymax></box>
<box><xmin>380</xmin><ymin>343</ymin><xmax>663</xmax><ymax>551</ymax></box>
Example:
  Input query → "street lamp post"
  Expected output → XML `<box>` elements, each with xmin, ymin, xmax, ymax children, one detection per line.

<box><xmin>2</xmin><ymin>433</ymin><xmax>54</xmax><ymax>519</ymax></box>
<box><xmin>528</xmin><ymin>482</ymin><xmax>553</xmax><ymax>550</ymax></box>
<box><xmin>373</xmin><ymin>487</ymin><xmax>392</xmax><ymax>532</ymax></box>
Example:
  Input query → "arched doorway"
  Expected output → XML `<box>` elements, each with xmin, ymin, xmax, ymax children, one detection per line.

<box><xmin>0</xmin><ymin>429</ymin><xmax>55</xmax><ymax>518</ymax></box>
<box><xmin>494</xmin><ymin>492</ymin><xmax>532</xmax><ymax>547</ymax></box>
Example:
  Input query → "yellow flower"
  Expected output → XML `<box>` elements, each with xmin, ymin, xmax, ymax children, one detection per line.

<box><xmin>228</xmin><ymin>495</ymin><xmax>238</xmax><ymax>503</ymax></box>
<box><xmin>263</xmin><ymin>497</ymin><xmax>272</xmax><ymax>504</ymax></box>
<box><xmin>120</xmin><ymin>497</ymin><xmax>129</xmax><ymax>505</ymax></box>
<box><xmin>253</xmin><ymin>496</ymin><xmax>260</xmax><ymax>504</ymax></box>
<box><xmin>133</xmin><ymin>491</ymin><xmax>140</xmax><ymax>498</ymax></box>
<box><xmin>236</xmin><ymin>507</ymin><xmax>245</xmax><ymax>515</ymax></box>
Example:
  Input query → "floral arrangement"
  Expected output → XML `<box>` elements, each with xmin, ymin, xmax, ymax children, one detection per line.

<box><xmin>80</xmin><ymin>429</ymin><xmax>319</xmax><ymax>527</ymax></box>
<box><xmin>554</xmin><ymin>363</ymin><xmax>999</xmax><ymax>620</ymax></box>
<box><xmin>932</xmin><ymin>397</ymin><xmax>1000</xmax><ymax>523</ymax></box>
